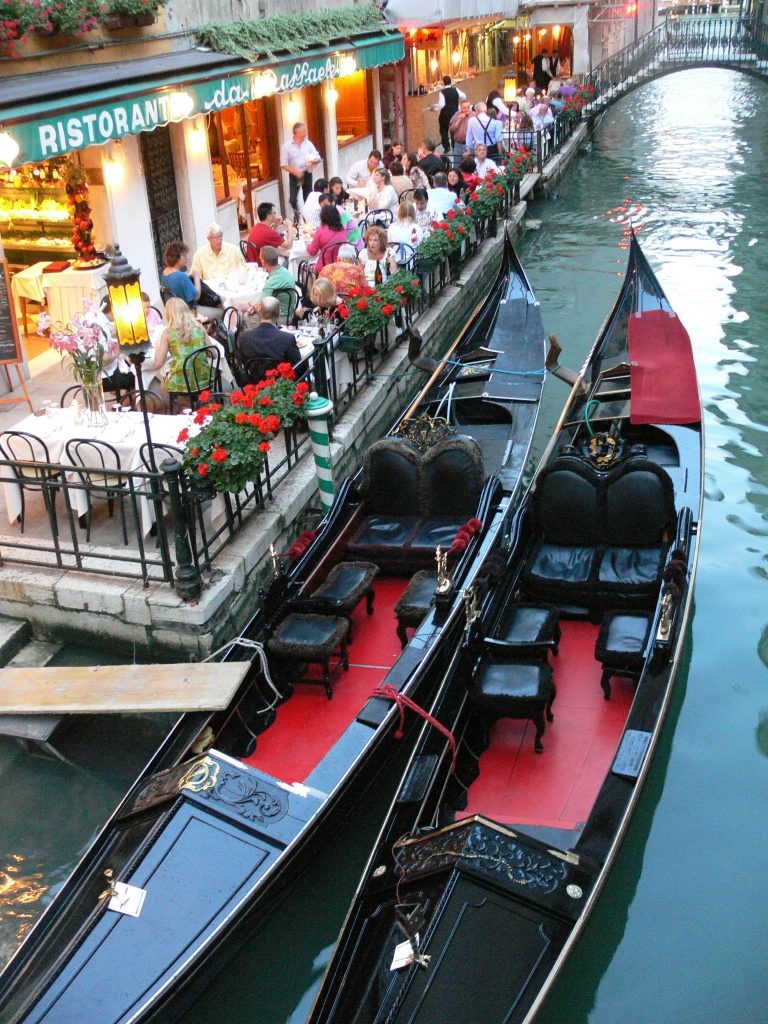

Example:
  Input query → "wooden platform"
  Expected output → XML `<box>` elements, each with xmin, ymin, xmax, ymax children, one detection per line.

<box><xmin>0</xmin><ymin>662</ymin><xmax>252</xmax><ymax>715</ymax></box>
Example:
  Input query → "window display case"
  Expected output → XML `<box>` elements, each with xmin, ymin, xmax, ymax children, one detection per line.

<box><xmin>0</xmin><ymin>160</ymin><xmax>75</xmax><ymax>267</ymax></box>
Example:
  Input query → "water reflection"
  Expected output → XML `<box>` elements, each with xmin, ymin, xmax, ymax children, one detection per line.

<box><xmin>0</xmin><ymin>854</ymin><xmax>47</xmax><ymax>962</ymax></box>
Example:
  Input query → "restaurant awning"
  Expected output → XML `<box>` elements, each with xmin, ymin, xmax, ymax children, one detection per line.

<box><xmin>386</xmin><ymin>0</ymin><xmax>516</xmax><ymax>29</ymax></box>
<box><xmin>1</xmin><ymin>29</ymin><xmax>404</xmax><ymax>166</ymax></box>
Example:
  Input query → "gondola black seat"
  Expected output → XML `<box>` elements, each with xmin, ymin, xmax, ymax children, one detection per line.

<box><xmin>485</xmin><ymin>603</ymin><xmax>561</xmax><ymax>659</ymax></box>
<box><xmin>522</xmin><ymin>453</ymin><xmax>675</xmax><ymax>613</ymax></box>
<box><xmin>294</xmin><ymin>562</ymin><xmax>379</xmax><ymax>642</ymax></box>
<box><xmin>267</xmin><ymin>614</ymin><xmax>350</xmax><ymax>699</ymax></box>
<box><xmin>347</xmin><ymin>436</ymin><xmax>484</xmax><ymax>572</ymax></box>
<box><xmin>594</xmin><ymin>610</ymin><xmax>652</xmax><ymax>699</ymax></box>
<box><xmin>470</xmin><ymin>659</ymin><xmax>556</xmax><ymax>753</ymax></box>
<box><xmin>393</xmin><ymin>570</ymin><xmax>438</xmax><ymax>648</ymax></box>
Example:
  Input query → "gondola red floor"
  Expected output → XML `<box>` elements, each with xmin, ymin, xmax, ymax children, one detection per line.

<box><xmin>243</xmin><ymin>576</ymin><xmax>408</xmax><ymax>784</ymax></box>
<box><xmin>459</xmin><ymin>620</ymin><xmax>634</xmax><ymax>831</ymax></box>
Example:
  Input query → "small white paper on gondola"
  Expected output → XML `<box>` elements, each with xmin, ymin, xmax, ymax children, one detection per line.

<box><xmin>390</xmin><ymin>935</ymin><xmax>419</xmax><ymax>971</ymax></box>
<box><xmin>108</xmin><ymin>882</ymin><xmax>146</xmax><ymax>917</ymax></box>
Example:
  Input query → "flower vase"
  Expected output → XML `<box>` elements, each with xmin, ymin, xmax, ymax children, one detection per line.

<box><xmin>75</xmin><ymin>370</ymin><xmax>108</xmax><ymax>428</ymax></box>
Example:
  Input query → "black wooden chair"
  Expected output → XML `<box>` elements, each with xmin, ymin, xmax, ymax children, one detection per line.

<box><xmin>0</xmin><ymin>430</ymin><xmax>61</xmax><ymax>536</ymax></box>
<box><xmin>297</xmin><ymin>260</ymin><xmax>317</xmax><ymax>303</ymax></box>
<box><xmin>398</xmin><ymin>188</ymin><xmax>417</xmax><ymax>204</ymax></box>
<box><xmin>240</xmin><ymin>353</ymin><xmax>280</xmax><ymax>387</ymax></box>
<box><xmin>64</xmin><ymin>437</ymin><xmax>129</xmax><ymax>544</ymax></box>
<box><xmin>168</xmin><ymin>346</ymin><xmax>221</xmax><ymax>413</ymax></box>
<box><xmin>267</xmin><ymin>613</ymin><xmax>350</xmax><ymax>699</ymax></box>
<box><xmin>392</xmin><ymin>241</ymin><xmax>417</xmax><ymax>271</ymax></box>
<box><xmin>240</xmin><ymin>239</ymin><xmax>258</xmax><ymax>262</ymax></box>
<box><xmin>594</xmin><ymin>611</ymin><xmax>652</xmax><ymax>699</ymax></box>
<box><xmin>115</xmin><ymin>389</ymin><xmax>167</xmax><ymax>414</ymax></box>
<box><xmin>138</xmin><ymin>442</ymin><xmax>182</xmax><ymax>473</ymax></box>
<box><xmin>361</xmin><ymin>209</ymin><xmax>394</xmax><ymax>231</ymax></box>
<box><xmin>270</xmin><ymin>286</ymin><xmax>300</xmax><ymax>326</ymax></box>
<box><xmin>319</xmin><ymin>242</ymin><xmax>343</xmax><ymax>267</ymax></box>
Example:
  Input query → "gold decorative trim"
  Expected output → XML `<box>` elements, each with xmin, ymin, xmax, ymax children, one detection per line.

<box><xmin>178</xmin><ymin>756</ymin><xmax>220</xmax><ymax>793</ymax></box>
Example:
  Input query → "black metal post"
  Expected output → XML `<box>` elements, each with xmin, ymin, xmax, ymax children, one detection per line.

<box><xmin>162</xmin><ymin>457</ymin><xmax>202</xmax><ymax>600</ymax></box>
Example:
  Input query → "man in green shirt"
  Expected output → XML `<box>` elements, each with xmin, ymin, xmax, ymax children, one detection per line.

<box><xmin>260</xmin><ymin>245</ymin><xmax>298</xmax><ymax>320</ymax></box>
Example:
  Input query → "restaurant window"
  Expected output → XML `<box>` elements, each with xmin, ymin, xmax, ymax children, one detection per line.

<box><xmin>207</xmin><ymin>97</ymin><xmax>279</xmax><ymax>227</ymax></box>
<box><xmin>335</xmin><ymin>70</ymin><xmax>371</xmax><ymax>147</ymax></box>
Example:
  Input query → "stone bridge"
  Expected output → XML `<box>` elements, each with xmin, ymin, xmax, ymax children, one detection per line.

<box><xmin>583</xmin><ymin>15</ymin><xmax>768</xmax><ymax>115</ymax></box>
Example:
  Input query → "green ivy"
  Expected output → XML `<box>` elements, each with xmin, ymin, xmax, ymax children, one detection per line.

<box><xmin>195</xmin><ymin>4</ymin><xmax>391</xmax><ymax>62</ymax></box>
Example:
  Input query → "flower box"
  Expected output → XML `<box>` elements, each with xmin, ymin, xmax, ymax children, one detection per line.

<box><xmin>339</xmin><ymin>333</ymin><xmax>366</xmax><ymax>354</ymax></box>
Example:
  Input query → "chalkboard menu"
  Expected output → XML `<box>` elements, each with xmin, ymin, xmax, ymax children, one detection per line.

<box><xmin>0</xmin><ymin>259</ymin><xmax>23</xmax><ymax>366</ymax></box>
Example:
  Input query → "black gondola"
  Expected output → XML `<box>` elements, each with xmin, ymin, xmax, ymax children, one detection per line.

<box><xmin>307</xmin><ymin>231</ymin><xmax>703</xmax><ymax>1024</ymax></box>
<box><xmin>0</xmin><ymin>234</ymin><xmax>547</xmax><ymax>1024</ymax></box>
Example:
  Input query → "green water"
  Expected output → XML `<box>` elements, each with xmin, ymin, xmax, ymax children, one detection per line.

<box><xmin>3</xmin><ymin>67</ymin><xmax>768</xmax><ymax>1023</ymax></box>
<box><xmin>182</xmin><ymin>68</ymin><xmax>768</xmax><ymax>1024</ymax></box>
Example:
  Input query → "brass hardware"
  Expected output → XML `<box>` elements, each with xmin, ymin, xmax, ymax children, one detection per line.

<box><xmin>462</xmin><ymin>586</ymin><xmax>480</xmax><ymax>631</ymax></box>
<box><xmin>178</xmin><ymin>755</ymin><xmax>220</xmax><ymax>793</ymax></box>
<box><xmin>393</xmin><ymin>411</ymin><xmax>456</xmax><ymax>450</ymax></box>
<box><xmin>269</xmin><ymin>543</ymin><xmax>282</xmax><ymax>578</ymax></box>
<box><xmin>656</xmin><ymin>590</ymin><xmax>674</xmax><ymax>643</ymax></box>
<box><xmin>435</xmin><ymin>546</ymin><xmax>450</xmax><ymax>594</ymax></box>
<box><xmin>98</xmin><ymin>868</ymin><xmax>119</xmax><ymax>902</ymax></box>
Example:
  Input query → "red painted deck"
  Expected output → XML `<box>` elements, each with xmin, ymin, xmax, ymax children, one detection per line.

<box><xmin>459</xmin><ymin>620</ymin><xmax>634</xmax><ymax>831</ymax></box>
<box><xmin>243</xmin><ymin>576</ymin><xmax>407</xmax><ymax>784</ymax></box>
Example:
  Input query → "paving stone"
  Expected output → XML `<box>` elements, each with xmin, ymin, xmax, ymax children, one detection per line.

<box><xmin>0</xmin><ymin>616</ymin><xmax>31</xmax><ymax>664</ymax></box>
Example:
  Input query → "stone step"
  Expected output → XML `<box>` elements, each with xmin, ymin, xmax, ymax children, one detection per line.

<box><xmin>6</xmin><ymin>640</ymin><xmax>62</xmax><ymax>669</ymax></box>
<box><xmin>0</xmin><ymin>640</ymin><xmax>64</xmax><ymax>745</ymax></box>
<box><xmin>0</xmin><ymin>616</ymin><xmax>31</xmax><ymax>666</ymax></box>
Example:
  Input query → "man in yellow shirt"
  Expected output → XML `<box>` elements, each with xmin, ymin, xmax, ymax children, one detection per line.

<box><xmin>191</xmin><ymin>223</ymin><xmax>243</xmax><ymax>279</ymax></box>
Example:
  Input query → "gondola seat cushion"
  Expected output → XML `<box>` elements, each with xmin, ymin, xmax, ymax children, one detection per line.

<box><xmin>470</xmin><ymin>660</ymin><xmax>556</xmax><ymax>753</ymax></box>
<box><xmin>594</xmin><ymin>610</ymin><xmax>652</xmax><ymax>699</ymax></box>
<box><xmin>348</xmin><ymin>436</ymin><xmax>484</xmax><ymax>571</ymax></box>
<box><xmin>268</xmin><ymin>614</ymin><xmax>349</xmax><ymax>660</ymax></box>
<box><xmin>307</xmin><ymin>561</ymin><xmax>379</xmax><ymax>615</ymax></box>
<box><xmin>488</xmin><ymin>603</ymin><xmax>561</xmax><ymax>658</ymax></box>
<box><xmin>522</xmin><ymin>454</ymin><xmax>675</xmax><ymax>611</ymax></box>
<box><xmin>394</xmin><ymin>570</ymin><xmax>437</xmax><ymax>648</ymax></box>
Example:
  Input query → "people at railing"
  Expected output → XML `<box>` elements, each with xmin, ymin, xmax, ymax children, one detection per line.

<box><xmin>412</xmin><ymin>189</ymin><xmax>432</xmax><ymax>231</ymax></box>
<box><xmin>459</xmin><ymin>156</ymin><xmax>481</xmax><ymax>190</ymax></box>
<box><xmin>237</xmin><ymin>296</ymin><xmax>302</xmax><ymax>373</ymax></box>
<box><xmin>446</xmin><ymin>168</ymin><xmax>464</xmax><ymax>198</ymax></box>
<box><xmin>448</xmin><ymin>99</ymin><xmax>473</xmax><ymax>162</ymax></box>
<box><xmin>306</xmin><ymin>205</ymin><xmax>349</xmax><ymax>269</ymax></box>
<box><xmin>427</xmin><ymin>172</ymin><xmax>460</xmax><ymax>218</ymax></box>
<box><xmin>403</xmin><ymin>152</ymin><xmax>431</xmax><ymax>190</ymax></box>
<box><xmin>474</xmin><ymin>143</ymin><xmax>500</xmax><ymax>179</ymax></box>
<box><xmin>509</xmin><ymin>114</ymin><xmax>535</xmax><ymax>152</ymax></box>
<box><xmin>319</xmin><ymin>243</ymin><xmax>368</xmax><ymax>293</ymax></box>
<box><xmin>531</xmin><ymin>101</ymin><xmax>555</xmax><ymax>133</ymax></box>
<box><xmin>417</xmin><ymin>139</ymin><xmax>445</xmax><ymax>178</ymax></box>
<box><xmin>465</xmin><ymin>102</ymin><xmax>504</xmax><ymax>161</ymax></box>
<box><xmin>245</xmin><ymin>202</ymin><xmax>294</xmax><ymax>266</ymax></box>
<box><xmin>387</xmin><ymin>201</ymin><xmax>425</xmax><ymax>247</ymax></box>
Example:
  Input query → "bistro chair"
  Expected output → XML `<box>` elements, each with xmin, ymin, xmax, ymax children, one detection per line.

<box><xmin>64</xmin><ymin>437</ymin><xmax>130</xmax><ymax>545</ymax></box>
<box><xmin>115</xmin><ymin>389</ymin><xmax>167</xmax><ymax>414</ymax></box>
<box><xmin>319</xmin><ymin>242</ymin><xmax>343</xmax><ymax>266</ymax></box>
<box><xmin>168</xmin><ymin>346</ymin><xmax>221</xmax><ymax>414</ymax></box>
<box><xmin>361</xmin><ymin>209</ymin><xmax>394</xmax><ymax>231</ymax></box>
<box><xmin>398</xmin><ymin>188</ymin><xmax>417</xmax><ymax>204</ymax></box>
<box><xmin>270</xmin><ymin>286</ymin><xmax>300</xmax><ymax>326</ymax></box>
<box><xmin>0</xmin><ymin>430</ymin><xmax>61</xmax><ymax>536</ymax></box>
<box><xmin>222</xmin><ymin>306</ymin><xmax>242</xmax><ymax>338</ymax></box>
<box><xmin>138</xmin><ymin>442</ymin><xmax>183</xmax><ymax>474</ymax></box>
<box><xmin>240</xmin><ymin>353</ymin><xmax>280</xmax><ymax>387</ymax></box>
<box><xmin>159</xmin><ymin>286</ymin><xmax>175</xmax><ymax>307</ymax></box>
<box><xmin>240</xmin><ymin>239</ymin><xmax>258</xmax><ymax>262</ymax></box>
<box><xmin>392</xmin><ymin>241</ymin><xmax>417</xmax><ymax>271</ymax></box>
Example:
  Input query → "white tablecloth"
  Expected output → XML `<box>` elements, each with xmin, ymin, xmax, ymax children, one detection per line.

<box><xmin>0</xmin><ymin>410</ymin><xmax>209</xmax><ymax>536</ymax></box>
<box><xmin>11</xmin><ymin>261</ymin><xmax>109</xmax><ymax>325</ymax></box>
<box><xmin>204</xmin><ymin>267</ymin><xmax>268</xmax><ymax>310</ymax></box>
<box><xmin>286</xmin><ymin>240</ymin><xmax>313</xmax><ymax>282</ymax></box>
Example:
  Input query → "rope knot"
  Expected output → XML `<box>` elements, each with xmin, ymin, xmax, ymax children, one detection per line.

<box><xmin>374</xmin><ymin>683</ymin><xmax>456</xmax><ymax>773</ymax></box>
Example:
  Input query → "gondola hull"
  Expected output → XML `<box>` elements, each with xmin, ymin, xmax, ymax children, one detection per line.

<box><xmin>0</xmin><ymin>236</ymin><xmax>547</xmax><ymax>1024</ymax></box>
<box><xmin>308</xmin><ymin>231</ymin><xmax>703</xmax><ymax>1024</ymax></box>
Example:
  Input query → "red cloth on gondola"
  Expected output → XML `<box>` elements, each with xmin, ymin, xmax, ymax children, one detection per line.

<box><xmin>628</xmin><ymin>309</ymin><xmax>699</xmax><ymax>424</ymax></box>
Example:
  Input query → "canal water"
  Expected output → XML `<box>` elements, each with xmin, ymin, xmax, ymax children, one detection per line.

<box><xmin>2</xmin><ymin>66</ymin><xmax>767</xmax><ymax>1023</ymax></box>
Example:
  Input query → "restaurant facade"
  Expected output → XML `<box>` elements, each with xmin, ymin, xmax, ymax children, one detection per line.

<box><xmin>0</xmin><ymin>7</ymin><xmax>402</xmax><ymax>341</ymax></box>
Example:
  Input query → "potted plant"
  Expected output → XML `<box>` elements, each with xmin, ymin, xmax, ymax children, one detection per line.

<box><xmin>465</xmin><ymin>175</ymin><xmax>505</xmax><ymax>237</ymax></box>
<box><xmin>0</xmin><ymin>0</ymin><xmax>34</xmax><ymax>56</ymax></box>
<box><xmin>104</xmin><ymin>0</ymin><xmax>165</xmax><ymax>29</ymax></box>
<box><xmin>44</xmin><ymin>302</ymin><xmax>117</xmax><ymax>427</ymax></box>
<box><xmin>177</xmin><ymin>372</ymin><xmax>308</xmax><ymax>494</ymax></box>
<box><xmin>337</xmin><ymin>288</ymin><xmax>388</xmax><ymax>352</ymax></box>
<box><xmin>31</xmin><ymin>0</ymin><xmax>102</xmax><ymax>36</ymax></box>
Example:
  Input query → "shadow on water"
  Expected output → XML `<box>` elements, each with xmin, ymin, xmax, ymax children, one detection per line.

<box><xmin>533</xmin><ymin>628</ymin><xmax>694</xmax><ymax>1024</ymax></box>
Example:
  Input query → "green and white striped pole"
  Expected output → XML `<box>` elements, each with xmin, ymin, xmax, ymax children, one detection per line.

<box><xmin>305</xmin><ymin>391</ymin><xmax>335</xmax><ymax>513</ymax></box>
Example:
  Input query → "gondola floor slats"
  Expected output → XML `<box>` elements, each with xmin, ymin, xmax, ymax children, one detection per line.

<box><xmin>458</xmin><ymin>622</ymin><xmax>633</xmax><ymax>831</ymax></box>
<box><xmin>243</xmin><ymin>578</ymin><xmax>408</xmax><ymax>784</ymax></box>
<box><xmin>0</xmin><ymin>662</ymin><xmax>251</xmax><ymax>714</ymax></box>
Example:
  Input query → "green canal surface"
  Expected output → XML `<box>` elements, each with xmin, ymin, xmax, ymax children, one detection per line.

<box><xmin>2</xmin><ymin>67</ymin><xmax>767</xmax><ymax>1023</ymax></box>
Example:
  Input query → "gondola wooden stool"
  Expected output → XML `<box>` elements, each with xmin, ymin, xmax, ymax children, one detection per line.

<box><xmin>470</xmin><ymin>658</ymin><xmax>556</xmax><ymax>753</ymax></box>
<box><xmin>393</xmin><ymin>571</ymin><xmax>437</xmax><ymax>649</ymax></box>
<box><xmin>594</xmin><ymin>611</ymin><xmax>652</xmax><ymax>700</ymax></box>
<box><xmin>267</xmin><ymin>614</ymin><xmax>350</xmax><ymax>699</ymax></box>
<box><xmin>487</xmin><ymin>603</ymin><xmax>561</xmax><ymax>659</ymax></box>
<box><xmin>299</xmin><ymin>562</ymin><xmax>379</xmax><ymax>642</ymax></box>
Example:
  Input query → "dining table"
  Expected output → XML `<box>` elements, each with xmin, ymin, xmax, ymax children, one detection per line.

<box><xmin>204</xmin><ymin>266</ymin><xmax>268</xmax><ymax>311</ymax></box>
<box><xmin>11</xmin><ymin>261</ymin><xmax>110</xmax><ymax>334</ymax></box>
<box><xmin>0</xmin><ymin>408</ymin><xmax>226</xmax><ymax>538</ymax></box>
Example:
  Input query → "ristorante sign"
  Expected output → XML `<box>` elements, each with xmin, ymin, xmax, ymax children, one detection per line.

<box><xmin>8</xmin><ymin>35</ymin><xmax>402</xmax><ymax>164</ymax></box>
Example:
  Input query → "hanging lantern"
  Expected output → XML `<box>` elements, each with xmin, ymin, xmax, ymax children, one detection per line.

<box><xmin>106</xmin><ymin>247</ymin><xmax>149</xmax><ymax>350</ymax></box>
<box><xmin>503</xmin><ymin>76</ymin><xmax>517</xmax><ymax>103</ymax></box>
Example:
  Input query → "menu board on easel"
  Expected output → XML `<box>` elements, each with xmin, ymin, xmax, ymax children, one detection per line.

<box><xmin>0</xmin><ymin>259</ymin><xmax>34</xmax><ymax>410</ymax></box>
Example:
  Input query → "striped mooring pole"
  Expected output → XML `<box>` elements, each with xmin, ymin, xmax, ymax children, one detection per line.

<box><xmin>305</xmin><ymin>391</ymin><xmax>335</xmax><ymax>513</ymax></box>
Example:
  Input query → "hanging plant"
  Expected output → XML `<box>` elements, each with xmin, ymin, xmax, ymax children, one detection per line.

<box><xmin>104</xmin><ymin>0</ymin><xmax>167</xmax><ymax>28</ymax></box>
<box><xmin>63</xmin><ymin>162</ymin><xmax>96</xmax><ymax>262</ymax></box>
<box><xmin>31</xmin><ymin>0</ymin><xmax>103</xmax><ymax>36</ymax></box>
<box><xmin>0</xmin><ymin>0</ymin><xmax>34</xmax><ymax>56</ymax></box>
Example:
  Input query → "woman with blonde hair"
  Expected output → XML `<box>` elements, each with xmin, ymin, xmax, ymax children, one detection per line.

<box><xmin>145</xmin><ymin>297</ymin><xmax>209</xmax><ymax>394</ymax></box>
<box><xmin>387</xmin><ymin>201</ymin><xmax>425</xmax><ymax>247</ymax></box>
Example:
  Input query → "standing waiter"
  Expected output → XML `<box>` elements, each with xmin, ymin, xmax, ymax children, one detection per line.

<box><xmin>435</xmin><ymin>75</ymin><xmax>466</xmax><ymax>155</ymax></box>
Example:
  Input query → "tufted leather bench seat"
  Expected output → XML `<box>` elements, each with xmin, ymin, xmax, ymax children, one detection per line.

<box><xmin>522</xmin><ymin>452</ymin><xmax>675</xmax><ymax>614</ymax></box>
<box><xmin>347</xmin><ymin>436</ymin><xmax>484</xmax><ymax>573</ymax></box>
<box><xmin>470</xmin><ymin>659</ymin><xmax>556</xmax><ymax>753</ymax></box>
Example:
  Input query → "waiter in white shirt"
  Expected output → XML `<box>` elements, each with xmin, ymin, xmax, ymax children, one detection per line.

<box><xmin>280</xmin><ymin>122</ymin><xmax>322</xmax><ymax>216</ymax></box>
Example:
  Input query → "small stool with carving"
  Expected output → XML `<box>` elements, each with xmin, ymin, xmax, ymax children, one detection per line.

<box><xmin>594</xmin><ymin>611</ymin><xmax>651</xmax><ymax>699</ymax></box>
<box><xmin>393</xmin><ymin>571</ymin><xmax>437</xmax><ymax>649</ymax></box>
<box><xmin>298</xmin><ymin>561</ymin><xmax>379</xmax><ymax>642</ymax></box>
<box><xmin>470</xmin><ymin>659</ymin><xmax>556</xmax><ymax>753</ymax></box>
<box><xmin>267</xmin><ymin>613</ymin><xmax>350</xmax><ymax>699</ymax></box>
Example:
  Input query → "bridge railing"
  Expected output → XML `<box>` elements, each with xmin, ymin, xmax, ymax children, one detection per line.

<box><xmin>585</xmin><ymin>16</ymin><xmax>768</xmax><ymax>108</ymax></box>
